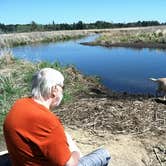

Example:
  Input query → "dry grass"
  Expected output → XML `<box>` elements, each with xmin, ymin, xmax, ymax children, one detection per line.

<box><xmin>0</xmin><ymin>30</ymin><xmax>93</xmax><ymax>48</ymax></box>
<box><xmin>95</xmin><ymin>27</ymin><xmax>166</xmax><ymax>45</ymax></box>
<box><xmin>57</xmin><ymin>96</ymin><xmax>166</xmax><ymax>136</ymax></box>
<box><xmin>0</xmin><ymin>49</ymin><xmax>14</xmax><ymax>65</ymax></box>
<box><xmin>2</xmin><ymin>26</ymin><xmax>166</xmax><ymax>48</ymax></box>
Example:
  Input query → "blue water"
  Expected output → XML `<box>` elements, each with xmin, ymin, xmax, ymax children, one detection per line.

<box><xmin>12</xmin><ymin>35</ymin><xmax>166</xmax><ymax>94</ymax></box>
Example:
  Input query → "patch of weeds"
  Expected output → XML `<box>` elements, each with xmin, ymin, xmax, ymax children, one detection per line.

<box><xmin>0</xmin><ymin>49</ymin><xmax>15</xmax><ymax>66</ymax></box>
<box><xmin>63</xmin><ymin>90</ymin><xmax>73</xmax><ymax>103</ymax></box>
<box><xmin>0</xmin><ymin>75</ymin><xmax>17</xmax><ymax>95</ymax></box>
<box><xmin>38</xmin><ymin>61</ymin><xmax>65</xmax><ymax>74</ymax></box>
<box><xmin>0</xmin><ymin>75</ymin><xmax>22</xmax><ymax>133</ymax></box>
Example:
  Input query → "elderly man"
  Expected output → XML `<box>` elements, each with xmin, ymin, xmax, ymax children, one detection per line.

<box><xmin>3</xmin><ymin>68</ymin><xmax>110</xmax><ymax>166</ymax></box>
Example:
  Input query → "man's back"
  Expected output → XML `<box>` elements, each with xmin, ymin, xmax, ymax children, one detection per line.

<box><xmin>3</xmin><ymin>97</ymin><xmax>71</xmax><ymax>166</ymax></box>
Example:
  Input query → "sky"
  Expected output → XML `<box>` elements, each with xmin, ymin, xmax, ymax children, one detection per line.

<box><xmin>0</xmin><ymin>0</ymin><xmax>166</xmax><ymax>24</ymax></box>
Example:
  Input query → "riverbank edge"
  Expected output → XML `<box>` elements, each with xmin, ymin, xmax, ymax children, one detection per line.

<box><xmin>80</xmin><ymin>41</ymin><xmax>166</xmax><ymax>49</ymax></box>
<box><xmin>0</xmin><ymin>30</ymin><xmax>94</xmax><ymax>48</ymax></box>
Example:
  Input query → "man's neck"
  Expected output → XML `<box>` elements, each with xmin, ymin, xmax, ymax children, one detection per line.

<box><xmin>32</xmin><ymin>97</ymin><xmax>50</xmax><ymax>109</ymax></box>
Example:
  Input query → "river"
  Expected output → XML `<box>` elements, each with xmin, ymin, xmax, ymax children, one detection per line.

<box><xmin>12</xmin><ymin>35</ymin><xmax>166</xmax><ymax>94</ymax></box>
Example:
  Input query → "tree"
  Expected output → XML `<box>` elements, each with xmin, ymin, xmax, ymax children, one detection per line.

<box><xmin>75</xmin><ymin>21</ymin><xmax>84</xmax><ymax>29</ymax></box>
<box><xmin>30</xmin><ymin>21</ymin><xmax>38</xmax><ymax>31</ymax></box>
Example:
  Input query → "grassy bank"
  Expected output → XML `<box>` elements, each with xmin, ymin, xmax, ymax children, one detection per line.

<box><xmin>0</xmin><ymin>30</ymin><xmax>93</xmax><ymax>48</ymax></box>
<box><xmin>0</xmin><ymin>51</ymin><xmax>99</xmax><ymax>135</ymax></box>
<box><xmin>86</xmin><ymin>27</ymin><xmax>166</xmax><ymax>49</ymax></box>
<box><xmin>98</xmin><ymin>29</ymin><xmax>166</xmax><ymax>43</ymax></box>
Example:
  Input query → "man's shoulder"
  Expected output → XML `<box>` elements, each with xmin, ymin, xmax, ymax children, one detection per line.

<box><xmin>11</xmin><ymin>97</ymin><xmax>62</xmax><ymax>131</ymax></box>
<box><xmin>13</xmin><ymin>97</ymin><xmax>31</xmax><ymax>106</ymax></box>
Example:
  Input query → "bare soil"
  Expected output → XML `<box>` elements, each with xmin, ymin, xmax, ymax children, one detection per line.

<box><xmin>65</xmin><ymin>127</ymin><xmax>166</xmax><ymax>166</ymax></box>
<box><xmin>59</xmin><ymin>85</ymin><xmax>166</xmax><ymax>166</ymax></box>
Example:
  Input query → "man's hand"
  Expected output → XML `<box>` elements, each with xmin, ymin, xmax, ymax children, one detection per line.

<box><xmin>65</xmin><ymin>151</ymin><xmax>80</xmax><ymax>166</ymax></box>
<box><xmin>65</xmin><ymin>132</ymin><xmax>82</xmax><ymax>157</ymax></box>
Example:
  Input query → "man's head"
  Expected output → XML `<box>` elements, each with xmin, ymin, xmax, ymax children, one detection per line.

<box><xmin>31</xmin><ymin>68</ymin><xmax>64</xmax><ymax>108</ymax></box>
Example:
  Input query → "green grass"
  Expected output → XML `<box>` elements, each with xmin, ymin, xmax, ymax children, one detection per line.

<box><xmin>0</xmin><ymin>75</ymin><xmax>23</xmax><ymax>135</ymax></box>
<box><xmin>0</xmin><ymin>53</ymin><xmax>91</xmax><ymax>134</ymax></box>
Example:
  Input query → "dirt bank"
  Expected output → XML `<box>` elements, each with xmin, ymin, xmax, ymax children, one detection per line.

<box><xmin>81</xmin><ymin>41</ymin><xmax>166</xmax><ymax>50</ymax></box>
<box><xmin>81</xmin><ymin>26</ymin><xmax>166</xmax><ymax>50</ymax></box>
<box><xmin>56</xmin><ymin>68</ymin><xmax>166</xmax><ymax>166</ymax></box>
<box><xmin>66</xmin><ymin>127</ymin><xmax>166</xmax><ymax>166</ymax></box>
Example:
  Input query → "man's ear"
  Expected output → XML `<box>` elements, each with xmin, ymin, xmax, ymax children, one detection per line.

<box><xmin>51</xmin><ymin>87</ymin><xmax>58</xmax><ymax>98</ymax></box>
<box><xmin>51</xmin><ymin>93</ymin><xmax>55</xmax><ymax>98</ymax></box>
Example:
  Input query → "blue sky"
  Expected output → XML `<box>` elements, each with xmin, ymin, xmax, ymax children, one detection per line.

<box><xmin>1</xmin><ymin>0</ymin><xmax>165</xmax><ymax>24</ymax></box>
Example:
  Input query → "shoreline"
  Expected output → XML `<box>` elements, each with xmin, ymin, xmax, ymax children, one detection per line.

<box><xmin>80</xmin><ymin>41</ymin><xmax>166</xmax><ymax>50</ymax></box>
<box><xmin>0</xmin><ymin>30</ymin><xmax>93</xmax><ymax>48</ymax></box>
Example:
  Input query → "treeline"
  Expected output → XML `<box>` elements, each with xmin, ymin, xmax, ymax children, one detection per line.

<box><xmin>0</xmin><ymin>20</ymin><xmax>165</xmax><ymax>34</ymax></box>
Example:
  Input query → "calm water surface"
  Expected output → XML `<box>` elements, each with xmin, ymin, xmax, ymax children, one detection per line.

<box><xmin>12</xmin><ymin>35</ymin><xmax>166</xmax><ymax>94</ymax></box>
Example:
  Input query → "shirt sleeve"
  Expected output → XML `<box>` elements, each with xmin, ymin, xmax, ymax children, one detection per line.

<box><xmin>41</xmin><ymin>120</ymin><xmax>71</xmax><ymax>166</ymax></box>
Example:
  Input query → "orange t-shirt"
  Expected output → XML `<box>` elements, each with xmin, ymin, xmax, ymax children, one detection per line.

<box><xmin>3</xmin><ymin>98</ymin><xmax>71</xmax><ymax>166</ymax></box>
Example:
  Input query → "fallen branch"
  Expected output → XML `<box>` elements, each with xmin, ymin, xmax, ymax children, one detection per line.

<box><xmin>153</xmin><ymin>147</ymin><xmax>163</xmax><ymax>166</ymax></box>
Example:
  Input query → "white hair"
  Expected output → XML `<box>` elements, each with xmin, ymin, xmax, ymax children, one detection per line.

<box><xmin>31</xmin><ymin>68</ymin><xmax>64</xmax><ymax>99</ymax></box>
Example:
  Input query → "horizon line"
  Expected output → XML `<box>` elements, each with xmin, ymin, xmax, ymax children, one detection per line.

<box><xmin>1</xmin><ymin>20</ymin><xmax>165</xmax><ymax>25</ymax></box>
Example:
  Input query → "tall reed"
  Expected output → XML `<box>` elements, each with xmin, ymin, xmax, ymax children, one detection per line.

<box><xmin>0</xmin><ymin>30</ymin><xmax>91</xmax><ymax>48</ymax></box>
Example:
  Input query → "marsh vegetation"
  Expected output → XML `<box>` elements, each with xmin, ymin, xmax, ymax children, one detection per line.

<box><xmin>83</xmin><ymin>26</ymin><xmax>166</xmax><ymax>49</ymax></box>
<box><xmin>0</xmin><ymin>30</ymin><xmax>92</xmax><ymax>48</ymax></box>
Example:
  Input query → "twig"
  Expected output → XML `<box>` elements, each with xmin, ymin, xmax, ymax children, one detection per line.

<box><xmin>153</xmin><ymin>147</ymin><xmax>163</xmax><ymax>166</ymax></box>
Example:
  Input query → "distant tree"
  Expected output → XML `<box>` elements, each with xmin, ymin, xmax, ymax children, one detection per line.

<box><xmin>75</xmin><ymin>21</ymin><xmax>85</xmax><ymax>29</ymax></box>
<box><xmin>136</xmin><ymin>21</ymin><xmax>142</xmax><ymax>27</ymax></box>
<box><xmin>52</xmin><ymin>21</ymin><xmax>56</xmax><ymax>30</ymax></box>
<box><xmin>94</xmin><ymin>21</ymin><xmax>113</xmax><ymax>29</ymax></box>
<box><xmin>0</xmin><ymin>23</ymin><xmax>6</xmax><ymax>33</ymax></box>
<box><xmin>16</xmin><ymin>24</ymin><xmax>35</xmax><ymax>32</ymax></box>
<box><xmin>5</xmin><ymin>24</ymin><xmax>17</xmax><ymax>32</ymax></box>
<box><xmin>30</xmin><ymin>21</ymin><xmax>38</xmax><ymax>31</ymax></box>
<box><xmin>0</xmin><ymin>20</ymin><xmax>164</xmax><ymax>33</ymax></box>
